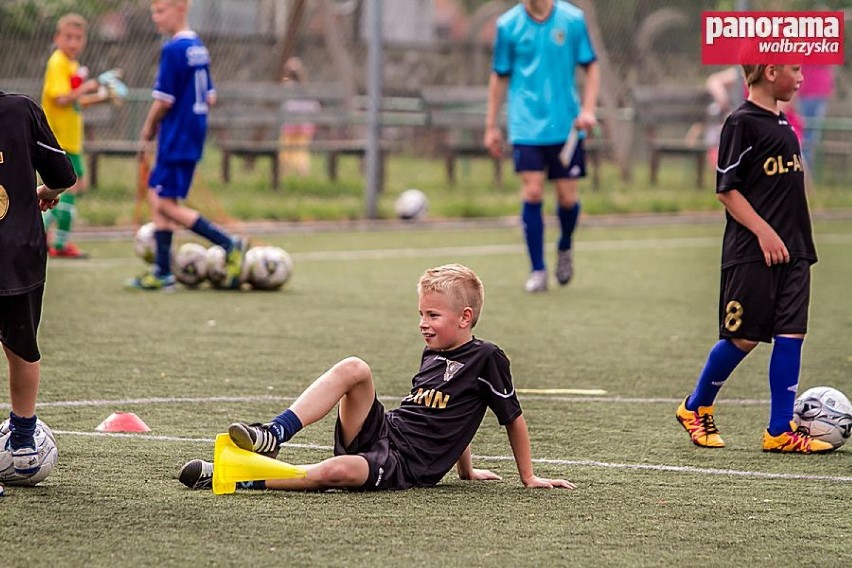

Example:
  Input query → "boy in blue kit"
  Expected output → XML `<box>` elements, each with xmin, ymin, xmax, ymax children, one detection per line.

<box><xmin>676</xmin><ymin>63</ymin><xmax>833</xmax><ymax>454</ymax></box>
<box><xmin>485</xmin><ymin>0</ymin><xmax>599</xmax><ymax>292</ymax></box>
<box><xmin>127</xmin><ymin>0</ymin><xmax>246</xmax><ymax>291</ymax></box>
<box><xmin>178</xmin><ymin>264</ymin><xmax>574</xmax><ymax>492</ymax></box>
<box><xmin>0</xmin><ymin>90</ymin><xmax>76</xmax><ymax>483</ymax></box>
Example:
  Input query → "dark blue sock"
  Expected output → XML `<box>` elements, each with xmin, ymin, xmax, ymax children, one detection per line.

<box><xmin>9</xmin><ymin>412</ymin><xmax>37</xmax><ymax>450</ymax></box>
<box><xmin>237</xmin><ymin>480</ymin><xmax>267</xmax><ymax>490</ymax></box>
<box><xmin>154</xmin><ymin>230</ymin><xmax>173</xmax><ymax>277</ymax></box>
<box><xmin>686</xmin><ymin>339</ymin><xmax>749</xmax><ymax>410</ymax></box>
<box><xmin>521</xmin><ymin>201</ymin><xmax>545</xmax><ymax>271</ymax></box>
<box><xmin>190</xmin><ymin>216</ymin><xmax>232</xmax><ymax>251</ymax></box>
<box><xmin>269</xmin><ymin>409</ymin><xmax>303</xmax><ymax>444</ymax></box>
<box><xmin>556</xmin><ymin>201</ymin><xmax>581</xmax><ymax>251</ymax></box>
<box><xmin>767</xmin><ymin>336</ymin><xmax>804</xmax><ymax>436</ymax></box>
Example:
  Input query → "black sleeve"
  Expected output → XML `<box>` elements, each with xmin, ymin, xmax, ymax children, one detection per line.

<box><xmin>715</xmin><ymin>114</ymin><xmax>753</xmax><ymax>194</ymax></box>
<box><xmin>478</xmin><ymin>347</ymin><xmax>523</xmax><ymax>426</ymax></box>
<box><xmin>30</xmin><ymin>101</ymin><xmax>76</xmax><ymax>190</ymax></box>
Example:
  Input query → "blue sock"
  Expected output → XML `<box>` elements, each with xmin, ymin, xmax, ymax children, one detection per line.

<box><xmin>190</xmin><ymin>216</ymin><xmax>232</xmax><ymax>251</ymax></box>
<box><xmin>237</xmin><ymin>480</ymin><xmax>267</xmax><ymax>490</ymax></box>
<box><xmin>154</xmin><ymin>230</ymin><xmax>173</xmax><ymax>277</ymax></box>
<box><xmin>686</xmin><ymin>339</ymin><xmax>749</xmax><ymax>410</ymax></box>
<box><xmin>767</xmin><ymin>336</ymin><xmax>804</xmax><ymax>436</ymax></box>
<box><xmin>269</xmin><ymin>409</ymin><xmax>303</xmax><ymax>444</ymax></box>
<box><xmin>556</xmin><ymin>201</ymin><xmax>581</xmax><ymax>251</ymax></box>
<box><xmin>9</xmin><ymin>412</ymin><xmax>37</xmax><ymax>450</ymax></box>
<box><xmin>521</xmin><ymin>201</ymin><xmax>545</xmax><ymax>271</ymax></box>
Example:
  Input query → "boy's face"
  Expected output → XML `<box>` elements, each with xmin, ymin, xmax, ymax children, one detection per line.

<box><xmin>54</xmin><ymin>25</ymin><xmax>86</xmax><ymax>60</ymax></box>
<box><xmin>418</xmin><ymin>291</ymin><xmax>471</xmax><ymax>351</ymax></box>
<box><xmin>770</xmin><ymin>65</ymin><xmax>803</xmax><ymax>102</ymax></box>
<box><xmin>151</xmin><ymin>1</ymin><xmax>186</xmax><ymax>35</ymax></box>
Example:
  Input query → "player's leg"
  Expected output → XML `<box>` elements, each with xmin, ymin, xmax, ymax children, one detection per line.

<box><xmin>229</xmin><ymin>357</ymin><xmax>376</xmax><ymax>454</ymax></box>
<box><xmin>549</xmin><ymin>139</ymin><xmax>586</xmax><ymax>286</ymax></box>
<box><xmin>49</xmin><ymin>153</ymin><xmax>88</xmax><ymax>258</ymax></box>
<box><xmin>515</xmin><ymin>145</ymin><xmax>548</xmax><ymax>292</ymax></box>
<box><xmin>125</xmin><ymin>189</ymin><xmax>177</xmax><ymax>290</ymax></box>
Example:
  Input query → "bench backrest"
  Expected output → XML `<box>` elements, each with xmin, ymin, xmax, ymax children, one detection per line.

<box><xmin>420</xmin><ymin>86</ymin><xmax>494</xmax><ymax>130</ymax></box>
<box><xmin>631</xmin><ymin>85</ymin><xmax>712</xmax><ymax>126</ymax></box>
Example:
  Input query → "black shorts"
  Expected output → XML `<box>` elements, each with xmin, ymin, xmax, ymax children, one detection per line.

<box><xmin>719</xmin><ymin>259</ymin><xmax>811</xmax><ymax>343</ymax></box>
<box><xmin>333</xmin><ymin>397</ymin><xmax>412</xmax><ymax>491</ymax></box>
<box><xmin>0</xmin><ymin>285</ymin><xmax>44</xmax><ymax>363</ymax></box>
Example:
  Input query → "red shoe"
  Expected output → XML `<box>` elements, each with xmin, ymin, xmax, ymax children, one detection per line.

<box><xmin>50</xmin><ymin>243</ymin><xmax>89</xmax><ymax>259</ymax></box>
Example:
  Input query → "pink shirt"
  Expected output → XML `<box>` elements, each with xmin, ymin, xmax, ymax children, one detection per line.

<box><xmin>798</xmin><ymin>65</ymin><xmax>835</xmax><ymax>98</ymax></box>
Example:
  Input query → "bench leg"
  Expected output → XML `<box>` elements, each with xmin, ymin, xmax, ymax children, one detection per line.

<box><xmin>446</xmin><ymin>153</ymin><xmax>456</xmax><ymax>186</ymax></box>
<box><xmin>591</xmin><ymin>150</ymin><xmax>600</xmax><ymax>190</ymax></box>
<box><xmin>328</xmin><ymin>152</ymin><xmax>339</xmax><ymax>181</ymax></box>
<box><xmin>696</xmin><ymin>153</ymin><xmax>705</xmax><ymax>189</ymax></box>
<box><xmin>88</xmin><ymin>153</ymin><xmax>98</xmax><ymax>189</ymax></box>
<box><xmin>271</xmin><ymin>153</ymin><xmax>281</xmax><ymax>192</ymax></box>
<box><xmin>650</xmin><ymin>150</ymin><xmax>660</xmax><ymax>186</ymax></box>
<box><xmin>493</xmin><ymin>157</ymin><xmax>503</xmax><ymax>188</ymax></box>
<box><xmin>222</xmin><ymin>151</ymin><xmax>231</xmax><ymax>184</ymax></box>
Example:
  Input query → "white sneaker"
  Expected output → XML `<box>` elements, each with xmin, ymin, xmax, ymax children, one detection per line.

<box><xmin>556</xmin><ymin>249</ymin><xmax>574</xmax><ymax>285</ymax></box>
<box><xmin>11</xmin><ymin>445</ymin><xmax>40</xmax><ymax>476</ymax></box>
<box><xmin>524</xmin><ymin>270</ymin><xmax>548</xmax><ymax>293</ymax></box>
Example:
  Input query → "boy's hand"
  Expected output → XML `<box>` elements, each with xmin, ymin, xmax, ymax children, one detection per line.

<box><xmin>522</xmin><ymin>475</ymin><xmax>576</xmax><ymax>490</ymax></box>
<box><xmin>484</xmin><ymin>126</ymin><xmax>504</xmax><ymax>159</ymax></box>
<box><xmin>575</xmin><ymin>109</ymin><xmax>598</xmax><ymax>132</ymax></box>
<box><xmin>756</xmin><ymin>227</ymin><xmax>789</xmax><ymax>266</ymax></box>
<box><xmin>460</xmin><ymin>468</ymin><xmax>502</xmax><ymax>481</ymax></box>
<box><xmin>36</xmin><ymin>185</ymin><xmax>62</xmax><ymax>211</ymax></box>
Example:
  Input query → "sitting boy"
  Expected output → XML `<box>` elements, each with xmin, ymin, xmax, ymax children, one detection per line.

<box><xmin>179</xmin><ymin>263</ymin><xmax>574</xmax><ymax>491</ymax></box>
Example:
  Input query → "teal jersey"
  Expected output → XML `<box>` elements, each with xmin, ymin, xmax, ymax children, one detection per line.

<box><xmin>492</xmin><ymin>2</ymin><xmax>596</xmax><ymax>145</ymax></box>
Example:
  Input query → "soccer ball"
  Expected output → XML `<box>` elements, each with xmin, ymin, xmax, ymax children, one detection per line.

<box><xmin>395</xmin><ymin>188</ymin><xmax>428</xmax><ymax>220</ymax></box>
<box><xmin>173</xmin><ymin>242</ymin><xmax>208</xmax><ymax>287</ymax></box>
<box><xmin>246</xmin><ymin>246</ymin><xmax>292</xmax><ymax>291</ymax></box>
<box><xmin>133</xmin><ymin>222</ymin><xmax>156</xmax><ymax>263</ymax></box>
<box><xmin>0</xmin><ymin>418</ymin><xmax>58</xmax><ymax>486</ymax></box>
<box><xmin>205</xmin><ymin>245</ymin><xmax>229</xmax><ymax>288</ymax></box>
<box><xmin>793</xmin><ymin>386</ymin><xmax>852</xmax><ymax>449</ymax></box>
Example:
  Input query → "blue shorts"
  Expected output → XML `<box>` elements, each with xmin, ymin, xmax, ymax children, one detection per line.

<box><xmin>149</xmin><ymin>161</ymin><xmax>197</xmax><ymax>199</ymax></box>
<box><xmin>513</xmin><ymin>140</ymin><xmax>586</xmax><ymax>180</ymax></box>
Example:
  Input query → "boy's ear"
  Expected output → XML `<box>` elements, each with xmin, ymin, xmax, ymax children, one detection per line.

<box><xmin>765</xmin><ymin>65</ymin><xmax>778</xmax><ymax>83</ymax></box>
<box><xmin>460</xmin><ymin>307</ymin><xmax>474</xmax><ymax>328</ymax></box>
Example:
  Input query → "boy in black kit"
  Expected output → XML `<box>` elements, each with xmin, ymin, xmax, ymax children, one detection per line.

<box><xmin>0</xmin><ymin>90</ymin><xmax>77</xmax><ymax>483</ymax></box>
<box><xmin>676</xmin><ymin>64</ymin><xmax>833</xmax><ymax>454</ymax></box>
<box><xmin>180</xmin><ymin>264</ymin><xmax>574</xmax><ymax>491</ymax></box>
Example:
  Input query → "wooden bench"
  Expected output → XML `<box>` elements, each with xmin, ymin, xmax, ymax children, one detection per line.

<box><xmin>631</xmin><ymin>85</ymin><xmax>713</xmax><ymax>188</ymax></box>
<box><xmin>420</xmin><ymin>85</ymin><xmax>607</xmax><ymax>189</ymax></box>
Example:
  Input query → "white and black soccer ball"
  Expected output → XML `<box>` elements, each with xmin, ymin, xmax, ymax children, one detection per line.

<box><xmin>246</xmin><ymin>246</ymin><xmax>292</xmax><ymax>291</ymax></box>
<box><xmin>205</xmin><ymin>245</ymin><xmax>229</xmax><ymax>288</ymax></box>
<box><xmin>133</xmin><ymin>222</ymin><xmax>157</xmax><ymax>264</ymax></box>
<box><xmin>793</xmin><ymin>386</ymin><xmax>852</xmax><ymax>449</ymax></box>
<box><xmin>173</xmin><ymin>242</ymin><xmax>208</xmax><ymax>288</ymax></box>
<box><xmin>394</xmin><ymin>188</ymin><xmax>428</xmax><ymax>220</ymax></box>
<box><xmin>0</xmin><ymin>418</ymin><xmax>58</xmax><ymax>486</ymax></box>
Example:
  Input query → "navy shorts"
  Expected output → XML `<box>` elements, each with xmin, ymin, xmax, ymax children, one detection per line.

<box><xmin>513</xmin><ymin>139</ymin><xmax>586</xmax><ymax>180</ymax></box>
<box><xmin>149</xmin><ymin>161</ymin><xmax>197</xmax><ymax>199</ymax></box>
<box><xmin>333</xmin><ymin>397</ymin><xmax>412</xmax><ymax>491</ymax></box>
<box><xmin>719</xmin><ymin>259</ymin><xmax>811</xmax><ymax>343</ymax></box>
<box><xmin>0</xmin><ymin>285</ymin><xmax>44</xmax><ymax>363</ymax></box>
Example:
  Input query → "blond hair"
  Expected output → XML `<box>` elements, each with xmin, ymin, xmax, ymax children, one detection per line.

<box><xmin>151</xmin><ymin>0</ymin><xmax>191</xmax><ymax>6</ymax></box>
<box><xmin>56</xmin><ymin>13</ymin><xmax>87</xmax><ymax>34</ymax></box>
<box><xmin>417</xmin><ymin>264</ymin><xmax>485</xmax><ymax>327</ymax></box>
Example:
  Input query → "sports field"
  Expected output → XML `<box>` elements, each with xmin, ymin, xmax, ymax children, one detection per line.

<box><xmin>3</xmin><ymin>217</ymin><xmax>851</xmax><ymax>567</ymax></box>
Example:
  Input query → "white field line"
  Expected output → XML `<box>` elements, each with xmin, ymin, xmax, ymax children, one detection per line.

<box><xmin>51</xmin><ymin>430</ymin><xmax>852</xmax><ymax>483</ymax></box>
<box><xmin>0</xmin><ymin>394</ymin><xmax>773</xmax><ymax>409</ymax></box>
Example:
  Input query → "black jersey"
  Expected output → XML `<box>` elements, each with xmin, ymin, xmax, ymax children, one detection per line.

<box><xmin>386</xmin><ymin>338</ymin><xmax>522</xmax><ymax>487</ymax></box>
<box><xmin>716</xmin><ymin>101</ymin><xmax>817</xmax><ymax>268</ymax></box>
<box><xmin>0</xmin><ymin>91</ymin><xmax>76</xmax><ymax>295</ymax></box>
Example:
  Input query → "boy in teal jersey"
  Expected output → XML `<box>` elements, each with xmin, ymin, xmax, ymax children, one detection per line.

<box><xmin>485</xmin><ymin>0</ymin><xmax>599</xmax><ymax>292</ymax></box>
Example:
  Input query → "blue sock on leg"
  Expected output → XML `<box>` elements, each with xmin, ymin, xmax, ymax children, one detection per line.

<box><xmin>190</xmin><ymin>216</ymin><xmax>233</xmax><ymax>251</ymax></box>
<box><xmin>521</xmin><ymin>201</ymin><xmax>545</xmax><ymax>271</ymax></box>
<box><xmin>686</xmin><ymin>339</ymin><xmax>749</xmax><ymax>410</ymax></box>
<box><xmin>154</xmin><ymin>230</ymin><xmax>173</xmax><ymax>277</ymax></box>
<box><xmin>8</xmin><ymin>412</ymin><xmax>37</xmax><ymax>449</ymax></box>
<box><xmin>556</xmin><ymin>201</ymin><xmax>580</xmax><ymax>251</ymax></box>
<box><xmin>767</xmin><ymin>336</ymin><xmax>804</xmax><ymax>436</ymax></box>
<box><xmin>269</xmin><ymin>409</ymin><xmax>303</xmax><ymax>444</ymax></box>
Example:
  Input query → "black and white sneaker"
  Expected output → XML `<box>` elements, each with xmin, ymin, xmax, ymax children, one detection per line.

<box><xmin>555</xmin><ymin>249</ymin><xmax>574</xmax><ymax>286</ymax></box>
<box><xmin>178</xmin><ymin>459</ymin><xmax>213</xmax><ymax>490</ymax></box>
<box><xmin>228</xmin><ymin>422</ymin><xmax>280</xmax><ymax>458</ymax></box>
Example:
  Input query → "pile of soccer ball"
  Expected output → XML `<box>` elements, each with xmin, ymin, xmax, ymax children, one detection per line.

<box><xmin>133</xmin><ymin>223</ymin><xmax>293</xmax><ymax>291</ymax></box>
<box><xmin>0</xmin><ymin>419</ymin><xmax>58</xmax><ymax>487</ymax></box>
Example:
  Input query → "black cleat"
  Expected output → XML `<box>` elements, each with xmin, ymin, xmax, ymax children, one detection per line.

<box><xmin>178</xmin><ymin>459</ymin><xmax>213</xmax><ymax>490</ymax></box>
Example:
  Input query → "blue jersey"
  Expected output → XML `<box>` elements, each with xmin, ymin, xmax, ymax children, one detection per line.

<box><xmin>492</xmin><ymin>2</ymin><xmax>596</xmax><ymax>145</ymax></box>
<box><xmin>152</xmin><ymin>31</ymin><xmax>215</xmax><ymax>163</ymax></box>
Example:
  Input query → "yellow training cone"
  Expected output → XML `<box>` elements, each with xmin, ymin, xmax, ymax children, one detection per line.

<box><xmin>212</xmin><ymin>433</ymin><xmax>307</xmax><ymax>495</ymax></box>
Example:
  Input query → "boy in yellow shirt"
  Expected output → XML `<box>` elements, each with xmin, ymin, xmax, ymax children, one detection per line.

<box><xmin>41</xmin><ymin>13</ymin><xmax>110</xmax><ymax>258</ymax></box>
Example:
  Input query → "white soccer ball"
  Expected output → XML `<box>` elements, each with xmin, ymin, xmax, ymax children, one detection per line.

<box><xmin>205</xmin><ymin>245</ymin><xmax>229</xmax><ymax>288</ymax></box>
<box><xmin>133</xmin><ymin>222</ymin><xmax>156</xmax><ymax>264</ymax></box>
<box><xmin>247</xmin><ymin>246</ymin><xmax>292</xmax><ymax>291</ymax></box>
<box><xmin>0</xmin><ymin>418</ymin><xmax>58</xmax><ymax>486</ymax></box>
<box><xmin>394</xmin><ymin>188</ymin><xmax>428</xmax><ymax>220</ymax></box>
<box><xmin>173</xmin><ymin>242</ymin><xmax>208</xmax><ymax>288</ymax></box>
<box><xmin>793</xmin><ymin>386</ymin><xmax>852</xmax><ymax>449</ymax></box>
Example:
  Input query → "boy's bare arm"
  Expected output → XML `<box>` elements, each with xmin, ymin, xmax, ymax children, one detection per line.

<box><xmin>455</xmin><ymin>445</ymin><xmax>501</xmax><ymax>481</ymax></box>
<box><xmin>140</xmin><ymin>100</ymin><xmax>172</xmax><ymax>143</ymax></box>
<box><xmin>717</xmin><ymin>190</ymin><xmax>789</xmax><ymax>266</ymax></box>
<box><xmin>576</xmin><ymin>61</ymin><xmax>600</xmax><ymax>131</ymax></box>
<box><xmin>484</xmin><ymin>72</ymin><xmax>508</xmax><ymax>159</ymax></box>
<box><xmin>53</xmin><ymin>79</ymin><xmax>100</xmax><ymax>107</ymax></box>
<box><xmin>506</xmin><ymin>415</ymin><xmax>575</xmax><ymax>489</ymax></box>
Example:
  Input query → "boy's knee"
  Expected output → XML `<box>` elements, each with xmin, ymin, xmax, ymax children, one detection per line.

<box><xmin>317</xmin><ymin>460</ymin><xmax>363</xmax><ymax>486</ymax></box>
<box><xmin>730</xmin><ymin>338</ymin><xmax>758</xmax><ymax>353</ymax></box>
<box><xmin>336</xmin><ymin>357</ymin><xmax>371</xmax><ymax>381</ymax></box>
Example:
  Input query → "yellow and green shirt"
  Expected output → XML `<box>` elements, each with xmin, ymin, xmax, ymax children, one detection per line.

<box><xmin>41</xmin><ymin>49</ymin><xmax>85</xmax><ymax>154</ymax></box>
